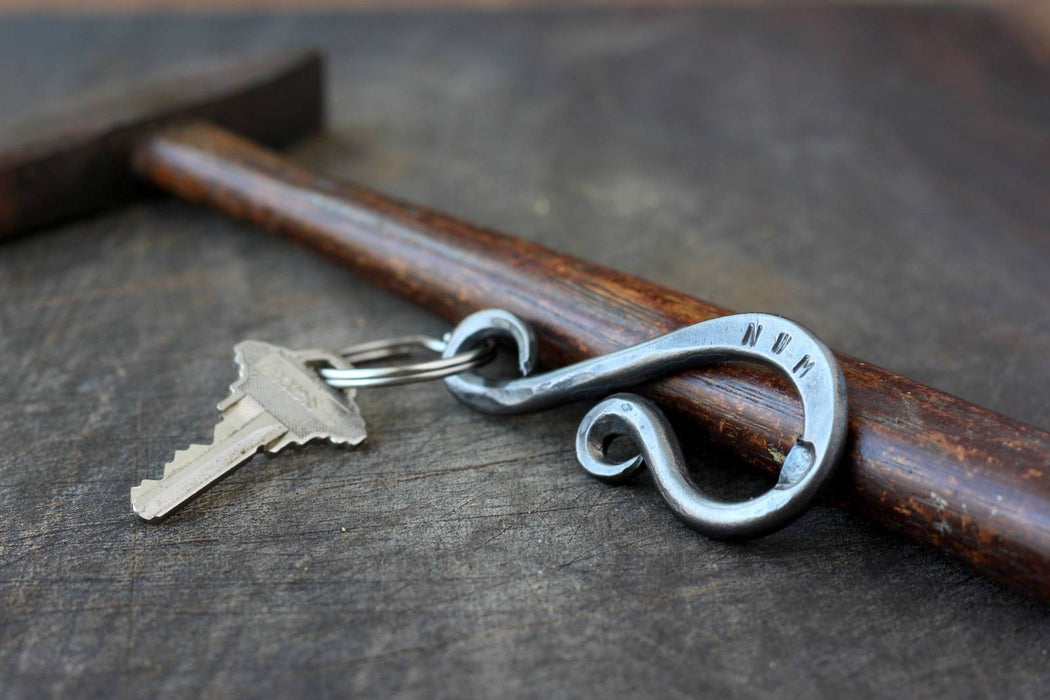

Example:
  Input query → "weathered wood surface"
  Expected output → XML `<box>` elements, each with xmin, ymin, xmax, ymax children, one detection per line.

<box><xmin>1</xmin><ymin>7</ymin><xmax>1048</xmax><ymax>699</ymax></box>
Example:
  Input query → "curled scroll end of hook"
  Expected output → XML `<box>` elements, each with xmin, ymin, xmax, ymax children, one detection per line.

<box><xmin>575</xmin><ymin>396</ymin><xmax>648</xmax><ymax>484</ymax></box>
<box><xmin>445</xmin><ymin>308</ymin><xmax>538</xmax><ymax>376</ymax></box>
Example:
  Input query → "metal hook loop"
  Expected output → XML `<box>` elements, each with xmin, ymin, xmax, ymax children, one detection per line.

<box><xmin>441</xmin><ymin>309</ymin><xmax>849</xmax><ymax>539</ymax></box>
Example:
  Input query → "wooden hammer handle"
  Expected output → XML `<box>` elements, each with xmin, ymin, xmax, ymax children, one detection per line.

<box><xmin>133</xmin><ymin>121</ymin><xmax>1050</xmax><ymax>598</ymax></box>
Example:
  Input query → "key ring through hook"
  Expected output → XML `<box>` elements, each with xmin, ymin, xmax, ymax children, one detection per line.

<box><xmin>440</xmin><ymin>309</ymin><xmax>849</xmax><ymax>539</ymax></box>
<box><xmin>321</xmin><ymin>335</ymin><xmax>496</xmax><ymax>388</ymax></box>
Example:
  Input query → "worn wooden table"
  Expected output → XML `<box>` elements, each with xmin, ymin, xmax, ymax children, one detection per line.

<box><xmin>1</xmin><ymin>7</ymin><xmax>1048</xmax><ymax>698</ymax></box>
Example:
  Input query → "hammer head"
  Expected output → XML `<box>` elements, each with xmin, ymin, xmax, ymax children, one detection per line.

<box><xmin>0</xmin><ymin>50</ymin><xmax>323</xmax><ymax>238</ymax></box>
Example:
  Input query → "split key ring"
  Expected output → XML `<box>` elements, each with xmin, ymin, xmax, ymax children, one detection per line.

<box><xmin>322</xmin><ymin>335</ymin><xmax>496</xmax><ymax>388</ymax></box>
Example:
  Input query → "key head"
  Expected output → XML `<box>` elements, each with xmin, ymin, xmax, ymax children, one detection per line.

<box><xmin>220</xmin><ymin>341</ymin><xmax>367</xmax><ymax>451</ymax></box>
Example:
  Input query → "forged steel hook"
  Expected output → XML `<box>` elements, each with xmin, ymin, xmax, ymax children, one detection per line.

<box><xmin>442</xmin><ymin>309</ymin><xmax>848</xmax><ymax>539</ymax></box>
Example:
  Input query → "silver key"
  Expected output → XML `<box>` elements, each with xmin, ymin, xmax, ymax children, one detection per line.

<box><xmin>131</xmin><ymin>341</ymin><xmax>367</xmax><ymax>521</ymax></box>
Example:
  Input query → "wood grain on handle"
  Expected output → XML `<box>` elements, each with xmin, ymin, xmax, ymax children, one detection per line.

<box><xmin>133</xmin><ymin>121</ymin><xmax>1050</xmax><ymax>598</ymax></box>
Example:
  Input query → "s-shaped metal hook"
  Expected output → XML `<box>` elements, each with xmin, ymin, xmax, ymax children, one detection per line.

<box><xmin>441</xmin><ymin>309</ymin><xmax>848</xmax><ymax>539</ymax></box>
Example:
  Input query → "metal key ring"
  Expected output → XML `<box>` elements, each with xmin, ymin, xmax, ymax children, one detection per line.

<box><xmin>320</xmin><ymin>335</ymin><xmax>496</xmax><ymax>388</ymax></box>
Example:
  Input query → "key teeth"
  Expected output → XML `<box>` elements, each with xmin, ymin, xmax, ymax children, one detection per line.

<box><xmin>130</xmin><ymin>479</ymin><xmax>161</xmax><ymax>499</ymax></box>
<box><xmin>163</xmin><ymin>443</ymin><xmax>209</xmax><ymax>472</ymax></box>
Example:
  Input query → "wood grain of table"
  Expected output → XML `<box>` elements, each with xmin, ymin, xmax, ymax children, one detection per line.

<box><xmin>0</xmin><ymin>7</ymin><xmax>1047</xmax><ymax>698</ymax></box>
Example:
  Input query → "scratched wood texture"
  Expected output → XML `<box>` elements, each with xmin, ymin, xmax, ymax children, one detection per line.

<box><xmin>0</xmin><ymin>7</ymin><xmax>1048</xmax><ymax>699</ymax></box>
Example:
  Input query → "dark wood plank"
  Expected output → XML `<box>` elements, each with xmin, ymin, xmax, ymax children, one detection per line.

<box><xmin>0</xmin><ymin>7</ymin><xmax>1047</xmax><ymax>699</ymax></box>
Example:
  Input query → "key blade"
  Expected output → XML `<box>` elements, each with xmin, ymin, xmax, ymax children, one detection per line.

<box><xmin>131</xmin><ymin>409</ymin><xmax>287</xmax><ymax>521</ymax></box>
<box><xmin>212</xmin><ymin>393</ymin><xmax>271</xmax><ymax>443</ymax></box>
<box><xmin>132</xmin><ymin>395</ymin><xmax>269</xmax><ymax>516</ymax></box>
